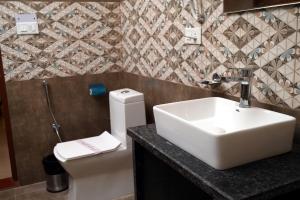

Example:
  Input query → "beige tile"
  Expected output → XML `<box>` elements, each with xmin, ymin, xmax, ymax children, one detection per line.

<box><xmin>120</xmin><ymin>0</ymin><xmax>299</xmax><ymax>109</ymax></box>
<box><xmin>16</xmin><ymin>190</ymin><xmax>68</xmax><ymax>200</ymax></box>
<box><xmin>2</xmin><ymin>181</ymin><xmax>131</xmax><ymax>200</ymax></box>
<box><xmin>15</xmin><ymin>191</ymin><xmax>54</xmax><ymax>200</ymax></box>
<box><xmin>0</xmin><ymin>188</ymin><xmax>15</xmax><ymax>200</ymax></box>
<box><xmin>14</xmin><ymin>182</ymin><xmax>46</xmax><ymax>196</ymax></box>
<box><xmin>6</xmin><ymin>73</ymin><xmax>122</xmax><ymax>185</ymax></box>
<box><xmin>0</xmin><ymin>1</ymin><xmax>122</xmax><ymax>81</ymax></box>
<box><xmin>113</xmin><ymin>194</ymin><xmax>134</xmax><ymax>200</ymax></box>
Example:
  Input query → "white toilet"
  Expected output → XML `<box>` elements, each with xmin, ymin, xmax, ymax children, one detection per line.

<box><xmin>53</xmin><ymin>88</ymin><xmax>146</xmax><ymax>200</ymax></box>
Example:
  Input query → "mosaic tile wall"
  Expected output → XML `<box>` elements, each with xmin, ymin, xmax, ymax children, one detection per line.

<box><xmin>0</xmin><ymin>1</ymin><xmax>122</xmax><ymax>81</ymax></box>
<box><xmin>1</xmin><ymin>0</ymin><xmax>300</xmax><ymax>109</ymax></box>
<box><xmin>121</xmin><ymin>0</ymin><xmax>300</xmax><ymax>109</ymax></box>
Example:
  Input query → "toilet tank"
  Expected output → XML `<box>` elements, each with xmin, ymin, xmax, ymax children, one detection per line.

<box><xmin>109</xmin><ymin>89</ymin><xmax>146</xmax><ymax>146</ymax></box>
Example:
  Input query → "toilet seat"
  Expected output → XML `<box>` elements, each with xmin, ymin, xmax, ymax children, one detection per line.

<box><xmin>55</xmin><ymin>131</ymin><xmax>121</xmax><ymax>161</ymax></box>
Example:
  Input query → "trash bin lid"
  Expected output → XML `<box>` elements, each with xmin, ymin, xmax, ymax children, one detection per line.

<box><xmin>43</xmin><ymin>154</ymin><xmax>65</xmax><ymax>175</ymax></box>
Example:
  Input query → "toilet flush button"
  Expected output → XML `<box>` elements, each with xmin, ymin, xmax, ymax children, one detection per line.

<box><xmin>121</xmin><ymin>90</ymin><xmax>130</xmax><ymax>94</ymax></box>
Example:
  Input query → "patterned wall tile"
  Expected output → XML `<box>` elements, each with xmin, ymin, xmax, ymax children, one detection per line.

<box><xmin>202</xmin><ymin>2</ymin><xmax>298</xmax><ymax>108</ymax></box>
<box><xmin>121</xmin><ymin>0</ymin><xmax>299</xmax><ymax>109</ymax></box>
<box><xmin>0</xmin><ymin>1</ymin><xmax>121</xmax><ymax>81</ymax></box>
<box><xmin>1</xmin><ymin>0</ymin><xmax>300</xmax><ymax>109</ymax></box>
<box><xmin>293</xmin><ymin>6</ymin><xmax>300</xmax><ymax>109</ymax></box>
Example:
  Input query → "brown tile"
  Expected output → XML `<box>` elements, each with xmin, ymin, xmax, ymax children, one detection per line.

<box><xmin>122</xmin><ymin>72</ymin><xmax>219</xmax><ymax>123</ymax></box>
<box><xmin>6</xmin><ymin>72</ymin><xmax>300</xmax><ymax>186</ymax></box>
<box><xmin>0</xmin><ymin>117</ymin><xmax>12</xmax><ymax>179</ymax></box>
<box><xmin>6</xmin><ymin>73</ymin><xmax>123</xmax><ymax>185</ymax></box>
<box><xmin>121</xmin><ymin>72</ymin><xmax>300</xmax><ymax>143</ymax></box>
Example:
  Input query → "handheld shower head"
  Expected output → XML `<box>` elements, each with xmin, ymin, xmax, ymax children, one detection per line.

<box><xmin>42</xmin><ymin>79</ymin><xmax>47</xmax><ymax>85</ymax></box>
<box><xmin>42</xmin><ymin>80</ymin><xmax>49</xmax><ymax>93</ymax></box>
<box><xmin>42</xmin><ymin>79</ymin><xmax>63</xmax><ymax>142</ymax></box>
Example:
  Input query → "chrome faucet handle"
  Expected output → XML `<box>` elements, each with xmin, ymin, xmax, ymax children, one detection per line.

<box><xmin>200</xmin><ymin>73</ymin><xmax>223</xmax><ymax>86</ymax></box>
<box><xmin>212</xmin><ymin>73</ymin><xmax>222</xmax><ymax>82</ymax></box>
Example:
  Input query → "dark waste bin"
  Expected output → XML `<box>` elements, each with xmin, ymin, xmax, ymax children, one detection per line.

<box><xmin>42</xmin><ymin>154</ymin><xmax>68</xmax><ymax>193</ymax></box>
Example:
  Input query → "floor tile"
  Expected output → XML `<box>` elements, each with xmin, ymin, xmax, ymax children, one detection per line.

<box><xmin>0</xmin><ymin>188</ymin><xmax>15</xmax><ymax>200</ymax></box>
<box><xmin>1</xmin><ymin>181</ymin><xmax>134</xmax><ymax>200</ymax></box>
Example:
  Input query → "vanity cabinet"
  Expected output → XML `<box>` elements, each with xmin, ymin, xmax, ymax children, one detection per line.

<box><xmin>128</xmin><ymin>124</ymin><xmax>300</xmax><ymax>200</ymax></box>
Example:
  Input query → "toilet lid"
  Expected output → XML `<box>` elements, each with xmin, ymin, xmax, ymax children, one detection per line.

<box><xmin>55</xmin><ymin>131</ymin><xmax>121</xmax><ymax>161</ymax></box>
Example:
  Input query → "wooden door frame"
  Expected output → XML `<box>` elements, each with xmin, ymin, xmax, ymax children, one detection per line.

<box><xmin>0</xmin><ymin>49</ymin><xmax>18</xmax><ymax>181</ymax></box>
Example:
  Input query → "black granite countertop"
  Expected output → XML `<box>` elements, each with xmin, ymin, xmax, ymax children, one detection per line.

<box><xmin>127</xmin><ymin>124</ymin><xmax>300</xmax><ymax>200</ymax></box>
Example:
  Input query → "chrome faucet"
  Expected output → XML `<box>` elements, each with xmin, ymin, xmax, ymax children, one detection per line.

<box><xmin>238</xmin><ymin>69</ymin><xmax>252</xmax><ymax>108</ymax></box>
<box><xmin>200</xmin><ymin>68</ymin><xmax>253</xmax><ymax>108</ymax></box>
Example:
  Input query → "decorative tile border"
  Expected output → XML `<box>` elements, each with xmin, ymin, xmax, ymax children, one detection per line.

<box><xmin>0</xmin><ymin>1</ymin><xmax>122</xmax><ymax>81</ymax></box>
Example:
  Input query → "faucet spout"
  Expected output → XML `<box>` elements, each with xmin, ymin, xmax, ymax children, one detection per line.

<box><xmin>238</xmin><ymin>68</ymin><xmax>253</xmax><ymax>108</ymax></box>
<box><xmin>239</xmin><ymin>80</ymin><xmax>251</xmax><ymax>108</ymax></box>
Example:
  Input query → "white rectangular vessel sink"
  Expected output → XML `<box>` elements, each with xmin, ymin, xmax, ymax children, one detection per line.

<box><xmin>153</xmin><ymin>97</ymin><xmax>296</xmax><ymax>170</ymax></box>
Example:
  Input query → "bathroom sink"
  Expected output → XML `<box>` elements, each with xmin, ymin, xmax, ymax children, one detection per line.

<box><xmin>153</xmin><ymin>97</ymin><xmax>296</xmax><ymax>170</ymax></box>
